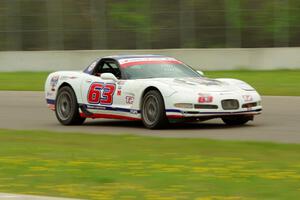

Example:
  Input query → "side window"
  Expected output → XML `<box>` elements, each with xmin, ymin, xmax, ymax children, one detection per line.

<box><xmin>102</xmin><ymin>62</ymin><xmax>119</xmax><ymax>70</ymax></box>
<box><xmin>102</xmin><ymin>63</ymin><xmax>111</xmax><ymax>70</ymax></box>
<box><xmin>97</xmin><ymin>61</ymin><xmax>121</xmax><ymax>79</ymax></box>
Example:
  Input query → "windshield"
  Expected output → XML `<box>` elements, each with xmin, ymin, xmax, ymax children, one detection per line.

<box><xmin>120</xmin><ymin>60</ymin><xmax>201</xmax><ymax>79</ymax></box>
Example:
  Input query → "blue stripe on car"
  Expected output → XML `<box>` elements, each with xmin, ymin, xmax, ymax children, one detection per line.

<box><xmin>46</xmin><ymin>99</ymin><xmax>261</xmax><ymax>115</ymax></box>
<box><xmin>46</xmin><ymin>99</ymin><xmax>55</xmax><ymax>104</ymax></box>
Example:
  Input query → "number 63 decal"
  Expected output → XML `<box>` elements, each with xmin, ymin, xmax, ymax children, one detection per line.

<box><xmin>87</xmin><ymin>82</ymin><xmax>116</xmax><ymax>105</ymax></box>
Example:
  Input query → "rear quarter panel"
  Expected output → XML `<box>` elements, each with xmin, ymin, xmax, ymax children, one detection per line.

<box><xmin>45</xmin><ymin>71</ymin><xmax>86</xmax><ymax>107</ymax></box>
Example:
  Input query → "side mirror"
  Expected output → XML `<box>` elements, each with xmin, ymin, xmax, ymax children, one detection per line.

<box><xmin>100</xmin><ymin>73</ymin><xmax>118</xmax><ymax>82</ymax></box>
<box><xmin>197</xmin><ymin>70</ymin><xmax>204</xmax><ymax>76</ymax></box>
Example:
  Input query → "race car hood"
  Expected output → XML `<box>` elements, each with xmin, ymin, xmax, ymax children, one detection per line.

<box><xmin>153</xmin><ymin>77</ymin><xmax>238</xmax><ymax>92</ymax></box>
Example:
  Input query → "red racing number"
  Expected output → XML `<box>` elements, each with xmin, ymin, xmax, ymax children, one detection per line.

<box><xmin>87</xmin><ymin>83</ymin><xmax>116</xmax><ymax>105</ymax></box>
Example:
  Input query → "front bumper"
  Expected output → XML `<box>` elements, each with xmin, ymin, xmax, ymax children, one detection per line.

<box><xmin>166</xmin><ymin>108</ymin><xmax>262</xmax><ymax>119</ymax></box>
<box><xmin>165</xmin><ymin>91</ymin><xmax>262</xmax><ymax>119</ymax></box>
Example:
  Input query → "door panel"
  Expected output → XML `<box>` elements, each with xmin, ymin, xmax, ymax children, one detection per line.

<box><xmin>81</xmin><ymin>75</ymin><xmax>125</xmax><ymax>114</ymax></box>
<box><xmin>80</xmin><ymin>58</ymin><xmax>137</xmax><ymax>118</ymax></box>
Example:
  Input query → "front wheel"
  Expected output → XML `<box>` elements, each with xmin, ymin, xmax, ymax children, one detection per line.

<box><xmin>222</xmin><ymin>115</ymin><xmax>253</xmax><ymax>125</ymax></box>
<box><xmin>55</xmin><ymin>86</ymin><xmax>86</xmax><ymax>125</ymax></box>
<box><xmin>141</xmin><ymin>90</ymin><xmax>168</xmax><ymax>129</ymax></box>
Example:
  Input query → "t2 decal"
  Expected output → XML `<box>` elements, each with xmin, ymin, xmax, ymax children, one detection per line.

<box><xmin>125</xmin><ymin>96</ymin><xmax>134</xmax><ymax>104</ymax></box>
<box><xmin>87</xmin><ymin>82</ymin><xmax>116</xmax><ymax>105</ymax></box>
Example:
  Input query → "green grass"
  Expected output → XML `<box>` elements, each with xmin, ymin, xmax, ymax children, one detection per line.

<box><xmin>0</xmin><ymin>72</ymin><xmax>49</xmax><ymax>91</ymax></box>
<box><xmin>1</xmin><ymin>129</ymin><xmax>300</xmax><ymax>199</ymax></box>
<box><xmin>0</xmin><ymin>70</ymin><xmax>300</xmax><ymax>95</ymax></box>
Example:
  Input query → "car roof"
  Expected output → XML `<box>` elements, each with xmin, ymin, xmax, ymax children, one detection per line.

<box><xmin>83</xmin><ymin>54</ymin><xmax>179</xmax><ymax>74</ymax></box>
<box><xmin>103</xmin><ymin>54</ymin><xmax>171</xmax><ymax>60</ymax></box>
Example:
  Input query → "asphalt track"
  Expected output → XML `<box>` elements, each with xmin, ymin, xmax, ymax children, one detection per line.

<box><xmin>0</xmin><ymin>91</ymin><xmax>299</xmax><ymax>143</ymax></box>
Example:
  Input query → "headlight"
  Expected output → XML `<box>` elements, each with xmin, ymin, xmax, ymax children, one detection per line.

<box><xmin>257</xmin><ymin>101</ymin><xmax>262</xmax><ymax>106</ymax></box>
<box><xmin>174</xmin><ymin>103</ymin><xmax>193</xmax><ymax>109</ymax></box>
<box><xmin>238</xmin><ymin>82</ymin><xmax>255</xmax><ymax>91</ymax></box>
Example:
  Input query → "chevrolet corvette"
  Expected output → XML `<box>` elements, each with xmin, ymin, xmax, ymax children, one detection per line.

<box><xmin>45</xmin><ymin>55</ymin><xmax>262</xmax><ymax>129</ymax></box>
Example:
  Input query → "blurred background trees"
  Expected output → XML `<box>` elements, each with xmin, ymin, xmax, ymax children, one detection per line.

<box><xmin>0</xmin><ymin>0</ymin><xmax>299</xmax><ymax>50</ymax></box>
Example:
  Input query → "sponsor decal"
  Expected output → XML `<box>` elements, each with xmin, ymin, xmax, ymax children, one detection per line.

<box><xmin>117</xmin><ymin>90</ymin><xmax>122</xmax><ymax>96</ymax></box>
<box><xmin>198</xmin><ymin>93</ymin><xmax>213</xmax><ymax>103</ymax></box>
<box><xmin>125</xmin><ymin>96</ymin><xmax>134</xmax><ymax>104</ymax></box>
<box><xmin>242</xmin><ymin>95</ymin><xmax>253</xmax><ymax>102</ymax></box>
<box><xmin>130</xmin><ymin>110</ymin><xmax>138</xmax><ymax>114</ymax></box>
<box><xmin>50</xmin><ymin>75</ymin><xmax>59</xmax><ymax>91</ymax></box>
<box><xmin>50</xmin><ymin>75</ymin><xmax>59</xmax><ymax>86</ymax></box>
<box><xmin>87</xmin><ymin>105</ymin><xmax>106</xmax><ymax>110</ymax></box>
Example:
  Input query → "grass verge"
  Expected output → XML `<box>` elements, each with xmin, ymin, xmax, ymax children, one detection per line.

<box><xmin>0</xmin><ymin>70</ymin><xmax>300</xmax><ymax>96</ymax></box>
<box><xmin>0</xmin><ymin>129</ymin><xmax>300</xmax><ymax>199</ymax></box>
<box><xmin>0</xmin><ymin>72</ymin><xmax>49</xmax><ymax>91</ymax></box>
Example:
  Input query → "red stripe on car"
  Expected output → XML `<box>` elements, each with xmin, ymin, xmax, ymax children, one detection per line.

<box><xmin>167</xmin><ymin>115</ymin><xmax>183</xmax><ymax>119</ymax></box>
<box><xmin>80</xmin><ymin>113</ymin><xmax>141</xmax><ymax>121</ymax></box>
<box><xmin>120</xmin><ymin>60</ymin><xmax>182</xmax><ymax>68</ymax></box>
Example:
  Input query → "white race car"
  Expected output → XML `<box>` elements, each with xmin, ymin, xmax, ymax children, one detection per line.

<box><xmin>45</xmin><ymin>55</ymin><xmax>262</xmax><ymax>129</ymax></box>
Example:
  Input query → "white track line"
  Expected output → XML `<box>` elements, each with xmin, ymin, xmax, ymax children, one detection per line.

<box><xmin>0</xmin><ymin>193</ymin><xmax>79</xmax><ymax>200</ymax></box>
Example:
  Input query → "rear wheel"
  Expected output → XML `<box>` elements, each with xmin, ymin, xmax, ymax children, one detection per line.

<box><xmin>141</xmin><ymin>90</ymin><xmax>168</xmax><ymax>129</ymax></box>
<box><xmin>222</xmin><ymin>115</ymin><xmax>253</xmax><ymax>125</ymax></box>
<box><xmin>55</xmin><ymin>86</ymin><xmax>86</xmax><ymax>125</ymax></box>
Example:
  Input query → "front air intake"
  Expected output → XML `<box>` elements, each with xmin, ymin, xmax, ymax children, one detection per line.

<box><xmin>194</xmin><ymin>104</ymin><xmax>218</xmax><ymax>109</ymax></box>
<box><xmin>242</xmin><ymin>102</ymin><xmax>257</xmax><ymax>108</ymax></box>
<box><xmin>221</xmin><ymin>99</ymin><xmax>239</xmax><ymax>110</ymax></box>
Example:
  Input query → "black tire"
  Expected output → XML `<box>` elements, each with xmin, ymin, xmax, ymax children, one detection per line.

<box><xmin>55</xmin><ymin>86</ymin><xmax>86</xmax><ymax>125</ymax></box>
<box><xmin>141</xmin><ymin>90</ymin><xmax>168</xmax><ymax>129</ymax></box>
<box><xmin>222</xmin><ymin>115</ymin><xmax>253</xmax><ymax>125</ymax></box>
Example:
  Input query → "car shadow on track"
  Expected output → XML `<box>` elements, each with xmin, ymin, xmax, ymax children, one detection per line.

<box><xmin>83</xmin><ymin>120</ymin><xmax>252</xmax><ymax>130</ymax></box>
